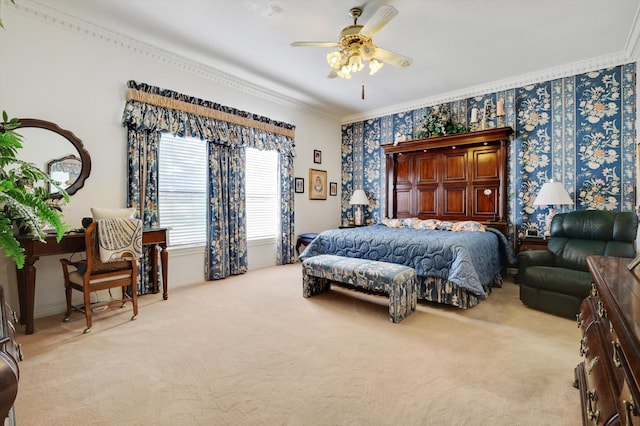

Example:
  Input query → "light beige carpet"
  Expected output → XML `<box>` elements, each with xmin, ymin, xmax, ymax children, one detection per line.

<box><xmin>14</xmin><ymin>264</ymin><xmax>582</xmax><ymax>425</ymax></box>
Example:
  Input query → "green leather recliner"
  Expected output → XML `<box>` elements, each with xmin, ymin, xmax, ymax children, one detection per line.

<box><xmin>517</xmin><ymin>210</ymin><xmax>638</xmax><ymax>319</ymax></box>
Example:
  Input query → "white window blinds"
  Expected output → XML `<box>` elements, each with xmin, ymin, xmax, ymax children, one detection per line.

<box><xmin>158</xmin><ymin>134</ymin><xmax>207</xmax><ymax>246</ymax></box>
<box><xmin>245</xmin><ymin>148</ymin><xmax>278</xmax><ymax>240</ymax></box>
<box><xmin>158</xmin><ymin>137</ymin><xmax>279</xmax><ymax>246</ymax></box>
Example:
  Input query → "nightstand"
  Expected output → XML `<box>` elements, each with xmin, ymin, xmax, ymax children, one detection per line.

<box><xmin>296</xmin><ymin>233</ymin><xmax>319</xmax><ymax>255</ymax></box>
<box><xmin>518</xmin><ymin>237</ymin><xmax>548</xmax><ymax>252</ymax></box>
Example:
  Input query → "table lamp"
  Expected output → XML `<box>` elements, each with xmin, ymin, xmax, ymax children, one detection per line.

<box><xmin>349</xmin><ymin>189</ymin><xmax>369</xmax><ymax>226</ymax></box>
<box><xmin>533</xmin><ymin>179</ymin><xmax>573</xmax><ymax>237</ymax></box>
<box><xmin>483</xmin><ymin>188</ymin><xmax>497</xmax><ymax>222</ymax></box>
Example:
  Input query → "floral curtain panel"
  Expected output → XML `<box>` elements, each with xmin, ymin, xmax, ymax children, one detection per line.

<box><xmin>122</xmin><ymin>81</ymin><xmax>297</xmax><ymax>288</ymax></box>
<box><xmin>205</xmin><ymin>143</ymin><xmax>247</xmax><ymax>279</ymax></box>
<box><xmin>277</xmin><ymin>153</ymin><xmax>296</xmax><ymax>264</ymax></box>
<box><xmin>125</xmin><ymin>130</ymin><xmax>160</xmax><ymax>294</ymax></box>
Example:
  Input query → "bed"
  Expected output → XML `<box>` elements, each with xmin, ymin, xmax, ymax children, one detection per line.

<box><xmin>301</xmin><ymin>127</ymin><xmax>517</xmax><ymax>309</ymax></box>
<box><xmin>299</xmin><ymin>221</ymin><xmax>516</xmax><ymax>308</ymax></box>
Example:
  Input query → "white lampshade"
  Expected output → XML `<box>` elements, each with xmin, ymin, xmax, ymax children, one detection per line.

<box><xmin>533</xmin><ymin>180</ymin><xmax>573</xmax><ymax>206</ymax></box>
<box><xmin>349</xmin><ymin>189</ymin><xmax>369</xmax><ymax>205</ymax></box>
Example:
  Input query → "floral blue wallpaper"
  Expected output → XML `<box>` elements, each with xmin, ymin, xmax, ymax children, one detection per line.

<box><xmin>341</xmin><ymin>64</ymin><xmax>636</xmax><ymax>243</ymax></box>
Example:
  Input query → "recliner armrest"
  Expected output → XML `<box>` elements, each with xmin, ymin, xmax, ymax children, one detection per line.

<box><xmin>517</xmin><ymin>249</ymin><xmax>554</xmax><ymax>285</ymax></box>
<box><xmin>517</xmin><ymin>249</ymin><xmax>553</xmax><ymax>268</ymax></box>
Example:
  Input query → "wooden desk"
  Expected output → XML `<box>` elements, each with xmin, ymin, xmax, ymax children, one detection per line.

<box><xmin>15</xmin><ymin>228</ymin><xmax>168</xmax><ymax>335</ymax></box>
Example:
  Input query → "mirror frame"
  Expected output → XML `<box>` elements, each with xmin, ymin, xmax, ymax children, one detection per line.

<box><xmin>18</xmin><ymin>118</ymin><xmax>91</xmax><ymax>199</ymax></box>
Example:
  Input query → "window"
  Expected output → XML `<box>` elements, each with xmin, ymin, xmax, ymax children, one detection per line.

<box><xmin>158</xmin><ymin>136</ymin><xmax>278</xmax><ymax>246</ymax></box>
<box><xmin>158</xmin><ymin>134</ymin><xmax>207</xmax><ymax>246</ymax></box>
<box><xmin>245</xmin><ymin>148</ymin><xmax>279</xmax><ymax>241</ymax></box>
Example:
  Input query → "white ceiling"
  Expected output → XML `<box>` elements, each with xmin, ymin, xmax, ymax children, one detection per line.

<box><xmin>29</xmin><ymin>0</ymin><xmax>640</xmax><ymax>121</ymax></box>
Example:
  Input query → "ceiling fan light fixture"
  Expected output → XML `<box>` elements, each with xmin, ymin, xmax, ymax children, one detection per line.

<box><xmin>326</xmin><ymin>51</ymin><xmax>342</xmax><ymax>69</ymax></box>
<box><xmin>291</xmin><ymin>5</ymin><xmax>412</xmax><ymax>80</ymax></box>
<box><xmin>359</xmin><ymin>41</ymin><xmax>376</xmax><ymax>60</ymax></box>
<box><xmin>337</xmin><ymin>68</ymin><xmax>352</xmax><ymax>79</ymax></box>
<box><xmin>348</xmin><ymin>54</ymin><xmax>364</xmax><ymax>72</ymax></box>
<box><xmin>368</xmin><ymin>59</ymin><xmax>383</xmax><ymax>75</ymax></box>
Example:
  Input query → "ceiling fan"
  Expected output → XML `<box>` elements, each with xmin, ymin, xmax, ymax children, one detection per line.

<box><xmin>290</xmin><ymin>4</ymin><xmax>413</xmax><ymax>79</ymax></box>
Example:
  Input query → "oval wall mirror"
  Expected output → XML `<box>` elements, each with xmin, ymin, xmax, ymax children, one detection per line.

<box><xmin>17</xmin><ymin>118</ymin><xmax>91</xmax><ymax>199</ymax></box>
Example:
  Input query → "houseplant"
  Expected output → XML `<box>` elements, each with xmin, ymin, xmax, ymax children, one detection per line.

<box><xmin>415</xmin><ymin>104</ymin><xmax>467</xmax><ymax>138</ymax></box>
<box><xmin>0</xmin><ymin>112</ymin><xmax>69</xmax><ymax>268</ymax></box>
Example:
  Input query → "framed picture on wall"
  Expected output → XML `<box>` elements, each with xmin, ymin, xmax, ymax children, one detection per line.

<box><xmin>314</xmin><ymin>149</ymin><xmax>322</xmax><ymax>164</ymax></box>
<box><xmin>295</xmin><ymin>177</ymin><xmax>304</xmax><ymax>193</ymax></box>
<box><xmin>329</xmin><ymin>182</ymin><xmax>337</xmax><ymax>196</ymax></box>
<box><xmin>309</xmin><ymin>169</ymin><xmax>327</xmax><ymax>200</ymax></box>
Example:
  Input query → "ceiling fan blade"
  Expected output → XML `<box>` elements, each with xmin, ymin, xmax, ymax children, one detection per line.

<box><xmin>291</xmin><ymin>41</ymin><xmax>339</xmax><ymax>47</ymax></box>
<box><xmin>374</xmin><ymin>47</ymin><xmax>412</xmax><ymax>68</ymax></box>
<box><xmin>360</xmin><ymin>4</ymin><xmax>398</xmax><ymax>38</ymax></box>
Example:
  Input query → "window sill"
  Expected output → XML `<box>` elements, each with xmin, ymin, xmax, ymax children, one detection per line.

<box><xmin>248</xmin><ymin>237</ymin><xmax>276</xmax><ymax>247</ymax></box>
<box><xmin>166</xmin><ymin>238</ymin><xmax>275</xmax><ymax>252</ymax></box>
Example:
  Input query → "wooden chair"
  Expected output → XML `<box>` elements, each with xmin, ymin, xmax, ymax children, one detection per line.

<box><xmin>60</xmin><ymin>221</ymin><xmax>140</xmax><ymax>333</ymax></box>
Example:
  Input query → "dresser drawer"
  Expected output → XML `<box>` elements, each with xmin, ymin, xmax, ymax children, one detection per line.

<box><xmin>0</xmin><ymin>287</ymin><xmax>19</xmax><ymax>425</ymax></box>
<box><xmin>577</xmin><ymin>295</ymin><xmax>598</xmax><ymax>332</ymax></box>
<box><xmin>0</xmin><ymin>303</ymin><xmax>21</xmax><ymax>367</ymax></box>
<box><xmin>580</xmin><ymin>321</ymin><xmax>619</xmax><ymax>424</ymax></box>
<box><xmin>610</xmin><ymin>334</ymin><xmax>640</xmax><ymax>425</ymax></box>
<box><xmin>615</xmin><ymin>377</ymin><xmax>640</xmax><ymax>426</ymax></box>
<box><xmin>581</xmin><ymin>256</ymin><xmax>640</xmax><ymax>426</ymax></box>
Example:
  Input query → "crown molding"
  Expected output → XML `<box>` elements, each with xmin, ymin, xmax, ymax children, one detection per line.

<box><xmin>624</xmin><ymin>4</ymin><xmax>640</xmax><ymax>60</ymax></box>
<box><xmin>341</xmin><ymin>51</ymin><xmax>633</xmax><ymax>125</ymax></box>
<box><xmin>12</xmin><ymin>0</ymin><xmax>341</xmax><ymax>123</ymax></box>
<box><xmin>9</xmin><ymin>0</ymin><xmax>639</xmax><ymax>127</ymax></box>
<box><xmin>343</xmin><ymin>3</ymin><xmax>640</xmax><ymax>125</ymax></box>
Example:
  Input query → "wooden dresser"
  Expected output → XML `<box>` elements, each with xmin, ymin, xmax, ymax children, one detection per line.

<box><xmin>0</xmin><ymin>286</ymin><xmax>20</xmax><ymax>426</ymax></box>
<box><xmin>575</xmin><ymin>256</ymin><xmax>640</xmax><ymax>425</ymax></box>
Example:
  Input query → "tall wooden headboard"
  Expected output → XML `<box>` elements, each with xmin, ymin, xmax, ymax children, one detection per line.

<box><xmin>382</xmin><ymin>127</ymin><xmax>513</xmax><ymax>235</ymax></box>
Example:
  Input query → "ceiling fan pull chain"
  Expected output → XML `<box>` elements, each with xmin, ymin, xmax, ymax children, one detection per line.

<box><xmin>361</xmin><ymin>84</ymin><xmax>365</xmax><ymax>100</ymax></box>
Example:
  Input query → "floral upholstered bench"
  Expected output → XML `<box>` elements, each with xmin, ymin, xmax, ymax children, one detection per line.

<box><xmin>301</xmin><ymin>254</ymin><xmax>417</xmax><ymax>323</ymax></box>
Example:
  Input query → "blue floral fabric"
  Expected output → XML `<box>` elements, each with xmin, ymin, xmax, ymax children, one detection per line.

<box><xmin>122</xmin><ymin>80</ymin><xmax>298</xmax><ymax>287</ymax></box>
<box><xmin>341</xmin><ymin>64</ymin><xmax>636</xmax><ymax>246</ymax></box>
<box><xmin>300</xmin><ymin>225</ymin><xmax>516</xmax><ymax>299</ymax></box>
<box><xmin>301</xmin><ymin>254</ymin><xmax>417</xmax><ymax>322</ymax></box>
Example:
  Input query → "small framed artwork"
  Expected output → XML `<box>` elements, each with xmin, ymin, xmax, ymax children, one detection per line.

<box><xmin>313</xmin><ymin>149</ymin><xmax>322</xmax><ymax>164</ymax></box>
<box><xmin>309</xmin><ymin>168</ymin><xmax>327</xmax><ymax>200</ymax></box>
<box><xmin>329</xmin><ymin>182</ymin><xmax>337</xmax><ymax>196</ymax></box>
<box><xmin>294</xmin><ymin>177</ymin><xmax>304</xmax><ymax>193</ymax></box>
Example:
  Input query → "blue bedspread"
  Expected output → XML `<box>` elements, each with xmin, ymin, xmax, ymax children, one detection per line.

<box><xmin>299</xmin><ymin>224</ymin><xmax>516</xmax><ymax>299</ymax></box>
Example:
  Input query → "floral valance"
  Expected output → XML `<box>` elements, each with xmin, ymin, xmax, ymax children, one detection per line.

<box><xmin>121</xmin><ymin>80</ymin><xmax>296</xmax><ymax>157</ymax></box>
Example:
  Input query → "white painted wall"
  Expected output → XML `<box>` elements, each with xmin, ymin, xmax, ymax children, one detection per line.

<box><xmin>0</xmin><ymin>8</ymin><xmax>342</xmax><ymax>319</ymax></box>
